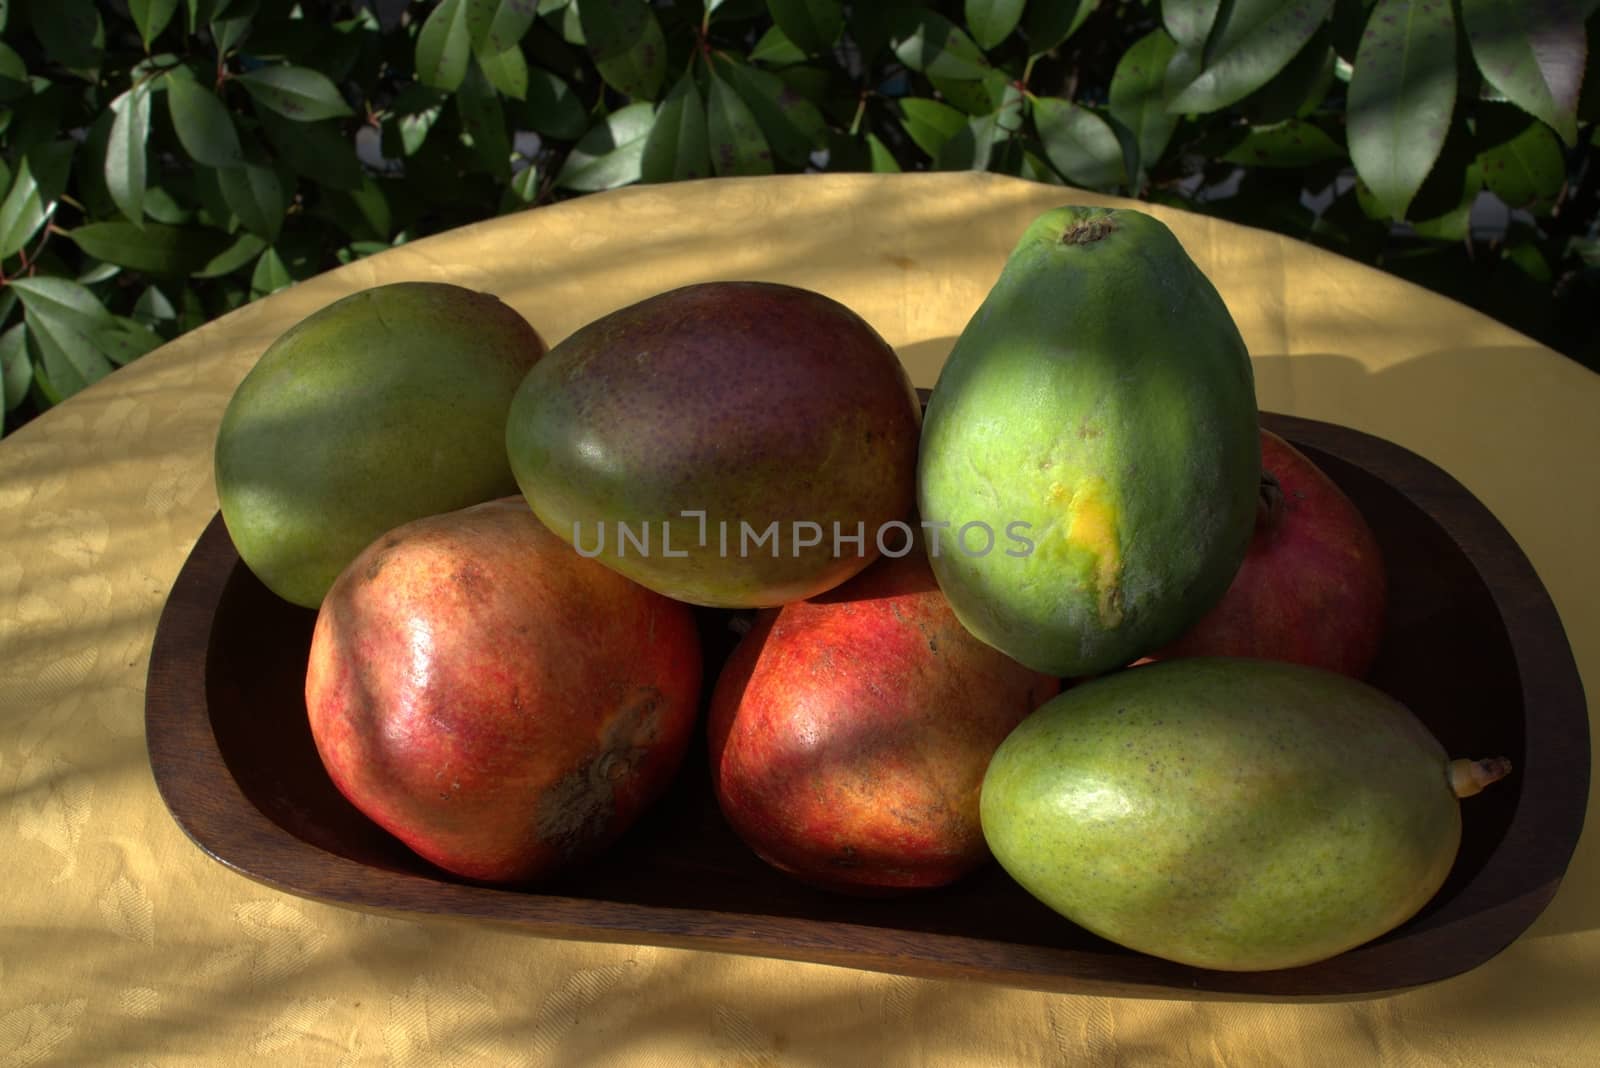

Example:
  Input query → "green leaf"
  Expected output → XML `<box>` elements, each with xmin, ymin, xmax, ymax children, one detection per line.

<box><xmin>468</xmin><ymin>0</ymin><xmax>540</xmax><ymax>54</ymax></box>
<box><xmin>97</xmin><ymin>317</ymin><xmax>164</xmax><ymax>366</ymax></box>
<box><xmin>867</xmin><ymin>133</ymin><xmax>901</xmax><ymax>172</ymax></box>
<box><xmin>1409</xmin><ymin>161</ymin><xmax>1483</xmax><ymax>241</ymax></box>
<box><xmin>938</xmin><ymin>111</ymin><xmax>1002</xmax><ymax>170</ymax></box>
<box><xmin>1110</xmin><ymin>28</ymin><xmax>1180</xmax><ymax>180</ymax></box>
<box><xmin>890</xmin><ymin>9</ymin><xmax>991</xmax><ymax>81</ymax></box>
<box><xmin>706</xmin><ymin>71</ymin><xmax>774</xmax><ymax>176</ymax></box>
<box><xmin>131</xmin><ymin>0</ymin><xmax>181</xmax><ymax>49</ymax></box>
<box><xmin>193</xmin><ymin>231</ymin><xmax>268</xmax><ymax>277</ymax></box>
<box><xmin>750</xmin><ymin>25</ymin><xmax>807</xmax><ymax>66</ymax></box>
<box><xmin>457</xmin><ymin>59</ymin><xmax>512</xmax><ymax>179</ymax></box>
<box><xmin>8</xmin><ymin>277</ymin><xmax>115</xmax><ymax>335</ymax></box>
<box><xmin>1034</xmin><ymin>96</ymin><xmax>1126</xmax><ymax>189</ymax></box>
<box><xmin>384</xmin><ymin>84</ymin><xmax>448</xmax><ymax>157</ymax></box>
<box><xmin>142</xmin><ymin>185</ymin><xmax>193</xmax><ymax>225</ymax></box>
<box><xmin>1165</xmin><ymin>0</ymin><xmax>1221</xmax><ymax>50</ymax></box>
<box><xmin>965</xmin><ymin>0</ymin><xmax>1024</xmax><ymax>50</ymax></box>
<box><xmin>25</xmin><ymin>308</ymin><xmax>111</xmax><ymax>401</ymax></box>
<box><xmin>0</xmin><ymin>41</ymin><xmax>28</xmax><ymax>103</ymax></box>
<box><xmin>249</xmin><ymin>246</ymin><xmax>292</xmax><ymax>299</ymax></box>
<box><xmin>476</xmin><ymin>42</ymin><xmax>530</xmax><ymax>99</ymax></box>
<box><xmin>555</xmin><ymin>101</ymin><xmax>655</xmax><ymax>190</ymax></box>
<box><xmin>1167</xmin><ymin>0</ymin><xmax>1334</xmax><ymax>113</ymax></box>
<box><xmin>65</xmin><ymin>221</ymin><xmax>230</xmax><ymax>274</ymax></box>
<box><xmin>166</xmin><ymin>72</ymin><xmax>244</xmax><ymax>167</ymax></box>
<box><xmin>133</xmin><ymin>285</ymin><xmax>177</xmax><ymax>326</ymax></box>
<box><xmin>1347</xmin><ymin>0</ymin><xmax>1456</xmax><ymax>219</ymax></box>
<box><xmin>931</xmin><ymin>67</ymin><xmax>1009</xmax><ymax>116</ymax></box>
<box><xmin>1024</xmin><ymin>0</ymin><xmax>1098</xmax><ymax>54</ymax></box>
<box><xmin>340</xmin><ymin>176</ymin><xmax>392</xmax><ymax>240</ymax></box>
<box><xmin>0</xmin><ymin>142</ymin><xmax>73</xmax><ymax>260</ymax></box>
<box><xmin>1475</xmin><ymin>103</ymin><xmax>1567</xmax><ymax>209</ymax></box>
<box><xmin>31</xmin><ymin>0</ymin><xmax>103</xmax><ymax>75</ymax></box>
<box><xmin>259</xmin><ymin>109</ymin><xmax>363</xmax><ymax>190</ymax></box>
<box><xmin>641</xmin><ymin>71</ymin><xmax>712</xmax><ymax>182</ymax></box>
<box><xmin>766</xmin><ymin>0</ymin><xmax>843</xmax><ymax>54</ymax></box>
<box><xmin>77</xmin><ymin>260</ymin><xmax>122</xmax><ymax>285</ymax></box>
<box><xmin>1220</xmin><ymin>118</ymin><xmax>1343</xmax><ymax>166</ymax></box>
<box><xmin>106</xmin><ymin>83</ymin><xmax>153</xmax><ymax>225</ymax></box>
<box><xmin>716</xmin><ymin>57</ymin><xmax>827</xmax><ymax>167</ymax></box>
<box><xmin>899</xmin><ymin>97</ymin><xmax>968</xmax><ymax>159</ymax></box>
<box><xmin>1</xmin><ymin>323</ymin><xmax>31</xmax><ymax>416</ymax></box>
<box><xmin>1462</xmin><ymin>0</ymin><xmax>1585</xmax><ymax>145</ymax></box>
<box><xmin>508</xmin><ymin>162</ymin><xmax>541</xmax><ymax>204</ymax></box>
<box><xmin>1239</xmin><ymin>25</ymin><xmax>1337</xmax><ymax>123</ymax></box>
<box><xmin>217</xmin><ymin>163</ymin><xmax>285</xmax><ymax>242</ymax></box>
<box><xmin>417</xmin><ymin>0</ymin><xmax>473</xmax><ymax>91</ymax></box>
<box><xmin>522</xmin><ymin>69</ymin><xmax>588</xmax><ymax>140</ymax></box>
<box><xmin>235</xmin><ymin>65</ymin><xmax>354</xmax><ymax>121</ymax></box>
<box><xmin>579</xmin><ymin>0</ymin><xmax>668</xmax><ymax>101</ymax></box>
<box><xmin>211</xmin><ymin>13</ymin><xmax>254</xmax><ymax>56</ymax></box>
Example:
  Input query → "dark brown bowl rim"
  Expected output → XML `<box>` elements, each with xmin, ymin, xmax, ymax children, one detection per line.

<box><xmin>144</xmin><ymin>412</ymin><xmax>1589</xmax><ymax>1001</ymax></box>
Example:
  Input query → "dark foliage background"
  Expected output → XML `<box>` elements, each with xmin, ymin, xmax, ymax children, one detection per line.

<box><xmin>1</xmin><ymin>0</ymin><xmax>1596</xmax><ymax>436</ymax></box>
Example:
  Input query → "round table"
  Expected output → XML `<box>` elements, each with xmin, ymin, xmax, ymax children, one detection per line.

<box><xmin>2</xmin><ymin>172</ymin><xmax>1596</xmax><ymax>1065</ymax></box>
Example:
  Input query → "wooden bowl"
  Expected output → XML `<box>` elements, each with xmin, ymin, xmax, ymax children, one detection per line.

<box><xmin>145</xmin><ymin>413</ymin><xmax>1588</xmax><ymax>1000</ymax></box>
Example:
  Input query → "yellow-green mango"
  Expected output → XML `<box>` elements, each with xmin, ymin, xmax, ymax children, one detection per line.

<box><xmin>980</xmin><ymin>658</ymin><xmax>1509</xmax><ymax>972</ymax></box>
<box><xmin>918</xmin><ymin>206</ymin><xmax>1259</xmax><ymax>677</ymax></box>
<box><xmin>215</xmin><ymin>282</ymin><xmax>546</xmax><ymax>608</ymax></box>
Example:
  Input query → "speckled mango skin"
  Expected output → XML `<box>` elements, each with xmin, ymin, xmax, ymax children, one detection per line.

<box><xmin>215</xmin><ymin>282</ymin><xmax>546</xmax><ymax>608</ymax></box>
<box><xmin>979</xmin><ymin>658</ymin><xmax>1463</xmax><ymax>972</ymax></box>
<box><xmin>506</xmin><ymin>281</ymin><xmax>922</xmax><ymax>608</ymax></box>
<box><xmin>918</xmin><ymin>206</ymin><xmax>1259</xmax><ymax>677</ymax></box>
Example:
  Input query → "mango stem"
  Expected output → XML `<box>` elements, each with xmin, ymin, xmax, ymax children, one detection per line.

<box><xmin>1258</xmin><ymin>471</ymin><xmax>1285</xmax><ymax>532</ymax></box>
<box><xmin>1449</xmin><ymin>757</ymin><xmax>1513</xmax><ymax>798</ymax></box>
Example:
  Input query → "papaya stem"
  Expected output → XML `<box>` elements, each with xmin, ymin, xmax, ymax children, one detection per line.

<box><xmin>1449</xmin><ymin>757</ymin><xmax>1513</xmax><ymax>798</ymax></box>
<box><xmin>1061</xmin><ymin>217</ymin><xmax>1117</xmax><ymax>245</ymax></box>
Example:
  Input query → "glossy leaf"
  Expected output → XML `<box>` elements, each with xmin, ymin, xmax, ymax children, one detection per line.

<box><xmin>211</xmin><ymin>14</ymin><xmax>253</xmax><ymax>56</ymax></box>
<box><xmin>508</xmin><ymin>162</ymin><xmax>541</xmax><ymax>204</ymax></box>
<box><xmin>1</xmin><ymin>323</ymin><xmax>30</xmax><ymax>418</ymax></box>
<box><xmin>1240</xmin><ymin>26</ymin><xmax>1336</xmax><ymax>124</ymax></box>
<box><xmin>192</xmin><ymin>231</ymin><xmax>268</xmax><ymax>277</ymax></box>
<box><xmin>965</xmin><ymin>0</ymin><xmax>1024</xmax><ymax>50</ymax></box>
<box><xmin>131</xmin><ymin>0</ymin><xmax>180</xmax><ymax>49</ymax></box>
<box><xmin>1220</xmin><ymin>118</ymin><xmax>1342</xmax><ymax>166</ymax></box>
<box><xmin>579</xmin><ymin>0</ymin><xmax>668</xmax><ymax>101</ymax></box>
<box><xmin>342</xmin><ymin>177</ymin><xmax>393</xmax><ymax>240</ymax></box>
<box><xmin>1163</xmin><ymin>0</ymin><xmax>1222</xmax><ymax>50</ymax></box>
<box><xmin>867</xmin><ymin>133</ymin><xmax>901</xmax><ymax>172</ymax></box>
<box><xmin>96</xmin><ymin>318</ymin><xmax>164</xmax><ymax>366</ymax></box>
<box><xmin>899</xmin><ymin>97</ymin><xmax>968</xmax><ymax>159</ymax></box>
<box><xmin>65</xmin><ymin>221</ymin><xmax>229</xmax><ymax>275</ymax></box>
<box><xmin>106</xmin><ymin>83</ymin><xmax>152</xmax><ymax>224</ymax></box>
<box><xmin>641</xmin><ymin>72</ymin><xmax>711</xmax><ymax>182</ymax></box>
<box><xmin>717</xmin><ymin>58</ymin><xmax>827</xmax><ymax>167</ymax></box>
<box><xmin>1025</xmin><ymin>0</ymin><xmax>1098</xmax><ymax>54</ymax></box>
<box><xmin>522</xmin><ymin>69</ymin><xmax>588</xmax><ymax>140</ymax></box>
<box><xmin>1475</xmin><ymin>104</ymin><xmax>1567</xmax><ymax>208</ymax></box>
<box><xmin>0</xmin><ymin>41</ymin><xmax>29</xmax><ymax>103</ymax></box>
<box><xmin>457</xmin><ymin>59</ymin><xmax>513</xmax><ymax>179</ymax></box>
<box><xmin>1034</xmin><ymin>96</ymin><xmax>1126</xmax><ymax>189</ymax></box>
<box><xmin>133</xmin><ymin>285</ymin><xmax>177</xmax><ymax>326</ymax></box>
<box><xmin>24</xmin><ymin>308</ymin><xmax>110</xmax><ymax>400</ymax></box>
<box><xmin>417</xmin><ymin>0</ymin><xmax>473</xmax><ymax>91</ymax></box>
<box><xmin>706</xmin><ymin>72</ymin><xmax>774</xmax><ymax>176</ymax></box>
<box><xmin>259</xmin><ymin>110</ymin><xmax>363</xmax><ymax>190</ymax></box>
<box><xmin>235</xmin><ymin>66</ymin><xmax>354</xmax><ymax>121</ymax></box>
<box><xmin>166</xmin><ymin>72</ymin><xmax>244</xmax><ymax>167</ymax></box>
<box><xmin>1347</xmin><ymin>0</ymin><xmax>1455</xmax><ymax>219</ymax></box>
<box><xmin>1167</xmin><ymin>0</ymin><xmax>1333</xmax><ymax>113</ymax></box>
<box><xmin>216</xmin><ymin>163</ymin><xmax>285</xmax><ymax>242</ymax></box>
<box><xmin>1462</xmin><ymin>0</ymin><xmax>1585</xmax><ymax>145</ymax></box>
<box><xmin>31</xmin><ymin>0</ymin><xmax>103</xmax><ymax>74</ymax></box>
<box><xmin>1109</xmin><ymin>28</ymin><xmax>1180</xmax><ymax>179</ymax></box>
<box><xmin>476</xmin><ymin>42</ymin><xmax>530</xmax><ymax>99</ymax></box>
<box><xmin>932</xmin><ymin>68</ymin><xmax>1009</xmax><ymax>116</ymax></box>
<box><xmin>249</xmin><ymin>246</ymin><xmax>292</xmax><ymax>299</ymax></box>
<box><xmin>766</xmin><ymin>0</ymin><xmax>843</xmax><ymax>54</ymax></box>
<box><xmin>555</xmin><ymin>101</ymin><xmax>655</xmax><ymax>190</ymax></box>
<box><xmin>750</xmin><ymin>25</ymin><xmax>807</xmax><ymax>65</ymax></box>
<box><xmin>0</xmin><ymin>143</ymin><xmax>74</xmax><ymax>260</ymax></box>
<box><xmin>938</xmin><ymin>111</ymin><xmax>1001</xmax><ymax>170</ymax></box>
<box><xmin>467</xmin><ymin>0</ymin><xmax>540</xmax><ymax>54</ymax></box>
<box><xmin>1409</xmin><ymin>162</ymin><xmax>1483</xmax><ymax>241</ymax></box>
<box><xmin>889</xmin><ymin>10</ymin><xmax>991</xmax><ymax>81</ymax></box>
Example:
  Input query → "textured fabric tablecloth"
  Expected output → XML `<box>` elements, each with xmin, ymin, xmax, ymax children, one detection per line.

<box><xmin>3</xmin><ymin>172</ymin><xmax>1596</xmax><ymax>1066</ymax></box>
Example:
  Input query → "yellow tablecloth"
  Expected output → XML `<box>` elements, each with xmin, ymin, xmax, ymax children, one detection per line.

<box><xmin>3</xmin><ymin>172</ymin><xmax>1597</xmax><ymax>1066</ymax></box>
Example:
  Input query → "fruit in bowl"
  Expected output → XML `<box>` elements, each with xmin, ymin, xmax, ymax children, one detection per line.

<box><xmin>303</xmin><ymin>497</ymin><xmax>702</xmax><ymax>884</ymax></box>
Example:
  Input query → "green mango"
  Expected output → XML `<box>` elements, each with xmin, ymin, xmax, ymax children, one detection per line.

<box><xmin>918</xmin><ymin>205</ymin><xmax>1260</xmax><ymax>677</ymax></box>
<box><xmin>980</xmin><ymin>658</ymin><xmax>1511</xmax><ymax>972</ymax></box>
<box><xmin>215</xmin><ymin>282</ymin><xmax>546</xmax><ymax>608</ymax></box>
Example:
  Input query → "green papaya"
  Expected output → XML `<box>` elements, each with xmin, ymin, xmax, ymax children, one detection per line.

<box><xmin>917</xmin><ymin>206</ymin><xmax>1260</xmax><ymax>677</ymax></box>
<box><xmin>980</xmin><ymin>658</ymin><xmax>1511</xmax><ymax>972</ymax></box>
